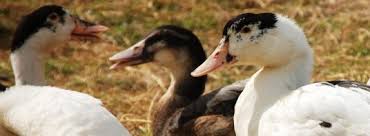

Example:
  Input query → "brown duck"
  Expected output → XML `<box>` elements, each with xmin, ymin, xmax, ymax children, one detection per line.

<box><xmin>110</xmin><ymin>25</ymin><xmax>247</xmax><ymax>136</ymax></box>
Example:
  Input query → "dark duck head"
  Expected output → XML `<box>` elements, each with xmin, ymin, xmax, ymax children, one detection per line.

<box><xmin>110</xmin><ymin>25</ymin><xmax>207</xmax><ymax>99</ymax></box>
<box><xmin>110</xmin><ymin>25</ymin><xmax>207</xmax><ymax>136</ymax></box>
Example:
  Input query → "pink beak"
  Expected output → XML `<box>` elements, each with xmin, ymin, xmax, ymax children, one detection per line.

<box><xmin>71</xmin><ymin>16</ymin><xmax>109</xmax><ymax>38</ymax></box>
<box><xmin>109</xmin><ymin>40</ymin><xmax>146</xmax><ymax>69</ymax></box>
<box><xmin>191</xmin><ymin>37</ymin><xmax>235</xmax><ymax>77</ymax></box>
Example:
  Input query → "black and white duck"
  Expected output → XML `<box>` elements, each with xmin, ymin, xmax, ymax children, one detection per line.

<box><xmin>0</xmin><ymin>5</ymin><xmax>131</xmax><ymax>136</ymax></box>
<box><xmin>192</xmin><ymin>13</ymin><xmax>370</xmax><ymax>136</ymax></box>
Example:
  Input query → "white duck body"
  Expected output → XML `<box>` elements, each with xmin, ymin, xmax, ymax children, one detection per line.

<box><xmin>0</xmin><ymin>86</ymin><xmax>130</xmax><ymax>136</ymax></box>
<box><xmin>260</xmin><ymin>83</ymin><xmax>370</xmax><ymax>136</ymax></box>
<box><xmin>191</xmin><ymin>13</ymin><xmax>370</xmax><ymax>136</ymax></box>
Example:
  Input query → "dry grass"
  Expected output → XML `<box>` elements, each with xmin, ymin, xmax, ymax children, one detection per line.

<box><xmin>0</xmin><ymin>0</ymin><xmax>369</xmax><ymax>135</ymax></box>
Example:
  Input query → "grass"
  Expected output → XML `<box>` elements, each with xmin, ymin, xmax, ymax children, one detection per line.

<box><xmin>0</xmin><ymin>0</ymin><xmax>369</xmax><ymax>135</ymax></box>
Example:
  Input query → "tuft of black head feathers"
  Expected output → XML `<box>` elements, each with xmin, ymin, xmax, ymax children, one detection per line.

<box><xmin>11</xmin><ymin>5</ymin><xmax>66</xmax><ymax>52</ymax></box>
<box><xmin>222</xmin><ymin>13</ymin><xmax>277</xmax><ymax>36</ymax></box>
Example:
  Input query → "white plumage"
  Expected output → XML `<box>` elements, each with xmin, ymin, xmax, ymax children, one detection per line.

<box><xmin>260</xmin><ymin>83</ymin><xmax>370</xmax><ymax>136</ymax></box>
<box><xmin>191</xmin><ymin>13</ymin><xmax>370</xmax><ymax>136</ymax></box>
<box><xmin>0</xmin><ymin>86</ymin><xmax>131</xmax><ymax>136</ymax></box>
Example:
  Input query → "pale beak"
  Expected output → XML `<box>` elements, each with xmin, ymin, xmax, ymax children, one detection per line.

<box><xmin>191</xmin><ymin>37</ymin><xmax>235</xmax><ymax>77</ymax></box>
<box><xmin>71</xmin><ymin>16</ymin><xmax>109</xmax><ymax>39</ymax></box>
<box><xmin>109</xmin><ymin>39</ymin><xmax>147</xmax><ymax>69</ymax></box>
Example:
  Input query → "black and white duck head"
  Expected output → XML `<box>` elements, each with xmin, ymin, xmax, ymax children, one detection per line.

<box><xmin>10</xmin><ymin>5</ymin><xmax>108</xmax><ymax>86</ymax></box>
<box><xmin>192</xmin><ymin>13</ymin><xmax>313</xmax><ymax>78</ymax></box>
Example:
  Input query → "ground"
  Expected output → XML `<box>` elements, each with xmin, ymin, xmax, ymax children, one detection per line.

<box><xmin>0</xmin><ymin>0</ymin><xmax>369</xmax><ymax>135</ymax></box>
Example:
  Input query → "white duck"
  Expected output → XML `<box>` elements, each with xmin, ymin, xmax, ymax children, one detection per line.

<box><xmin>0</xmin><ymin>5</ymin><xmax>131</xmax><ymax>136</ymax></box>
<box><xmin>191</xmin><ymin>13</ymin><xmax>370</xmax><ymax>136</ymax></box>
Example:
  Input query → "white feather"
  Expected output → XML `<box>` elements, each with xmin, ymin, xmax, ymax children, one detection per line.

<box><xmin>0</xmin><ymin>86</ymin><xmax>131</xmax><ymax>136</ymax></box>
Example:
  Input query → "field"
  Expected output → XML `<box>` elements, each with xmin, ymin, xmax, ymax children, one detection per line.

<box><xmin>0</xmin><ymin>0</ymin><xmax>369</xmax><ymax>135</ymax></box>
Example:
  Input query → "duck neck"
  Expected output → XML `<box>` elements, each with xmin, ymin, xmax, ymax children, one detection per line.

<box><xmin>238</xmin><ymin>50</ymin><xmax>313</xmax><ymax>135</ymax></box>
<box><xmin>10</xmin><ymin>41</ymin><xmax>46</xmax><ymax>86</ymax></box>
<box><xmin>167</xmin><ymin>66</ymin><xmax>206</xmax><ymax>100</ymax></box>
<box><xmin>157</xmin><ymin>62</ymin><xmax>207</xmax><ymax>111</ymax></box>
<box><xmin>152</xmin><ymin>56</ymin><xmax>207</xmax><ymax>136</ymax></box>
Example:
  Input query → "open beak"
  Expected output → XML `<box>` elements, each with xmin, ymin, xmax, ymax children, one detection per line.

<box><xmin>109</xmin><ymin>39</ymin><xmax>147</xmax><ymax>69</ymax></box>
<box><xmin>71</xmin><ymin>16</ymin><xmax>109</xmax><ymax>39</ymax></box>
<box><xmin>191</xmin><ymin>37</ymin><xmax>236</xmax><ymax>77</ymax></box>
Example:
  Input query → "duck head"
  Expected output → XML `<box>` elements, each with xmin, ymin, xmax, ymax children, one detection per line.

<box><xmin>191</xmin><ymin>13</ymin><xmax>311</xmax><ymax>77</ymax></box>
<box><xmin>11</xmin><ymin>4</ymin><xmax>108</xmax><ymax>52</ymax></box>
<box><xmin>110</xmin><ymin>25</ymin><xmax>206</xmax><ymax>74</ymax></box>
<box><xmin>9</xmin><ymin>5</ymin><xmax>108</xmax><ymax>86</ymax></box>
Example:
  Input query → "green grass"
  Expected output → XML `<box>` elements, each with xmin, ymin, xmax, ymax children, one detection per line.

<box><xmin>0</xmin><ymin>0</ymin><xmax>369</xmax><ymax>135</ymax></box>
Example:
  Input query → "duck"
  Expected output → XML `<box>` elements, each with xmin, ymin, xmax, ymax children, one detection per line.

<box><xmin>109</xmin><ymin>25</ymin><xmax>247</xmax><ymax>136</ymax></box>
<box><xmin>0</xmin><ymin>5</ymin><xmax>131</xmax><ymax>136</ymax></box>
<box><xmin>191</xmin><ymin>13</ymin><xmax>370</xmax><ymax>136</ymax></box>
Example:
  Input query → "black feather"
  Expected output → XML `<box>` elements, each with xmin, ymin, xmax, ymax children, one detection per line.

<box><xmin>223</xmin><ymin>13</ymin><xmax>277</xmax><ymax>36</ymax></box>
<box><xmin>0</xmin><ymin>83</ymin><xmax>6</xmax><ymax>92</ymax></box>
<box><xmin>325</xmin><ymin>80</ymin><xmax>370</xmax><ymax>91</ymax></box>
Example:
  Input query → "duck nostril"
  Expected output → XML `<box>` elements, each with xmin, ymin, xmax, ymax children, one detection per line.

<box><xmin>319</xmin><ymin>121</ymin><xmax>332</xmax><ymax>128</ymax></box>
<box><xmin>215</xmin><ymin>52</ymin><xmax>220</xmax><ymax>56</ymax></box>
<box><xmin>226</xmin><ymin>54</ymin><xmax>235</xmax><ymax>63</ymax></box>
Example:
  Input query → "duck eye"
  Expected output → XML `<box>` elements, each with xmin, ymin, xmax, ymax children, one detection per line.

<box><xmin>241</xmin><ymin>27</ymin><xmax>251</xmax><ymax>33</ymax></box>
<box><xmin>48</xmin><ymin>13</ymin><xmax>59</xmax><ymax>21</ymax></box>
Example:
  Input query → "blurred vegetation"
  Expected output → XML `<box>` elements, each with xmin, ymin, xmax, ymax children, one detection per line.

<box><xmin>0</xmin><ymin>0</ymin><xmax>369</xmax><ymax>135</ymax></box>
